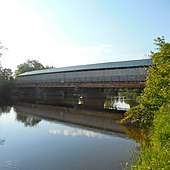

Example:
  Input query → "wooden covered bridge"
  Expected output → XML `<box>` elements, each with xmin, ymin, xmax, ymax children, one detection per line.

<box><xmin>16</xmin><ymin>59</ymin><xmax>151</xmax><ymax>89</ymax></box>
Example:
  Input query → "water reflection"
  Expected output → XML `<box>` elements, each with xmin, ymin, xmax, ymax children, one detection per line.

<box><xmin>0</xmin><ymin>88</ymin><xmax>145</xmax><ymax>170</ymax></box>
<box><xmin>0</xmin><ymin>105</ymin><xmax>11</xmax><ymax>145</ymax></box>
<box><xmin>14</xmin><ymin>102</ymin><xmax>125</xmax><ymax>136</ymax></box>
<box><xmin>14</xmin><ymin>88</ymin><xmax>142</xmax><ymax>111</ymax></box>
<box><xmin>104</xmin><ymin>96</ymin><xmax>130</xmax><ymax>110</ymax></box>
<box><xmin>78</xmin><ymin>96</ymin><xmax>84</xmax><ymax>105</ymax></box>
<box><xmin>0</xmin><ymin>138</ymin><xmax>5</xmax><ymax>145</ymax></box>
<box><xmin>13</xmin><ymin>102</ymin><xmax>148</xmax><ymax>143</ymax></box>
<box><xmin>4</xmin><ymin>160</ymin><xmax>18</xmax><ymax>169</ymax></box>
<box><xmin>49</xmin><ymin>128</ymin><xmax>107</xmax><ymax>138</ymax></box>
<box><xmin>122</xmin><ymin>125</ymin><xmax>150</xmax><ymax>144</ymax></box>
<box><xmin>0</xmin><ymin>102</ymin><xmax>147</xmax><ymax>170</ymax></box>
<box><xmin>15</xmin><ymin>112</ymin><xmax>41</xmax><ymax>127</ymax></box>
<box><xmin>0</xmin><ymin>105</ymin><xmax>11</xmax><ymax>115</ymax></box>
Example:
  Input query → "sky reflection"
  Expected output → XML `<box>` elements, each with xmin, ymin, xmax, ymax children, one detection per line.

<box><xmin>49</xmin><ymin>127</ymin><xmax>108</xmax><ymax>138</ymax></box>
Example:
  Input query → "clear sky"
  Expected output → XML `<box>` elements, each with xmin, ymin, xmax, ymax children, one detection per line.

<box><xmin>0</xmin><ymin>0</ymin><xmax>170</xmax><ymax>71</ymax></box>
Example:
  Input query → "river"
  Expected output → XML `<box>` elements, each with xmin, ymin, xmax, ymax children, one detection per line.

<box><xmin>0</xmin><ymin>100</ymin><xmax>142</xmax><ymax>170</ymax></box>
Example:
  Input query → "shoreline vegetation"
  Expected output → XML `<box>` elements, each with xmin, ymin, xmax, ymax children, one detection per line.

<box><xmin>121</xmin><ymin>37</ymin><xmax>170</xmax><ymax>169</ymax></box>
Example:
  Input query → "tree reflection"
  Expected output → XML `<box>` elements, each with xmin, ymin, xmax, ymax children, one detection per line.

<box><xmin>0</xmin><ymin>126</ymin><xmax>5</xmax><ymax>145</ymax></box>
<box><xmin>121</xmin><ymin>125</ymin><xmax>150</xmax><ymax>144</ymax></box>
<box><xmin>0</xmin><ymin>138</ymin><xmax>5</xmax><ymax>145</ymax></box>
<box><xmin>0</xmin><ymin>95</ymin><xmax>13</xmax><ymax>117</ymax></box>
<box><xmin>0</xmin><ymin>105</ymin><xmax>11</xmax><ymax>113</ymax></box>
<box><xmin>16</xmin><ymin>112</ymin><xmax>41</xmax><ymax>127</ymax></box>
<box><xmin>118</xmin><ymin>89</ymin><xmax>142</xmax><ymax>107</ymax></box>
<box><xmin>104</xmin><ymin>96</ymin><xmax>130</xmax><ymax>110</ymax></box>
<box><xmin>0</xmin><ymin>105</ymin><xmax>12</xmax><ymax>118</ymax></box>
<box><xmin>104</xmin><ymin>89</ymin><xmax>142</xmax><ymax>110</ymax></box>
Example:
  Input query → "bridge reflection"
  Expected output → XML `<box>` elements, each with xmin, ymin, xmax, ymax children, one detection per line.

<box><xmin>14</xmin><ymin>102</ymin><xmax>128</xmax><ymax>138</ymax></box>
<box><xmin>0</xmin><ymin>102</ymin><xmax>148</xmax><ymax>143</ymax></box>
<box><xmin>13</xmin><ymin>102</ymin><xmax>149</xmax><ymax>142</ymax></box>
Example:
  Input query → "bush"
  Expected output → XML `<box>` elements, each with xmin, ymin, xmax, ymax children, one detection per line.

<box><xmin>132</xmin><ymin>104</ymin><xmax>170</xmax><ymax>170</ymax></box>
<box><xmin>121</xmin><ymin>37</ymin><xmax>170</xmax><ymax>128</ymax></box>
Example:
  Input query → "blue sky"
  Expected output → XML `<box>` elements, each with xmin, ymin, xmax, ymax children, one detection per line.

<box><xmin>0</xmin><ymin>0</ymin><xmax>170</xmax><ymax>71</ymax></box>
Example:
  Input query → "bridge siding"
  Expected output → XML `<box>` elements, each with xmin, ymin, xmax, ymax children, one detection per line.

<box><xmin>16</xmin><ymin>66</ymin><xmax>148</xmax><ymax>88</ymax></box>
<box><xmin>16</xmin><ymin>59</ymin><xmax>151</xmax><ymax>88</ymax></box>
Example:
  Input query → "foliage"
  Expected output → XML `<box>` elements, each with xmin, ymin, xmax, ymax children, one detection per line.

<box><xmin>132</xmin><ymin>104</ymin><xmax>170</xmax><ymax>170</ymax></box>
<box><xmin>118</xmin><ymin>89</ymin><xmax>142</xmax><ymax>107</ymax></box>
<box><xmin>121</xmin><ymin>37</ymin><xmax>170</xmax><ymax>127</ymax></box>
<box><xmin>122</xmin><ymin>37</ymin><xmax>170</xmax><ymax>169</ymax></box>
<box><xmin>15</xmin><ymin>59</ymin><xmax>53</xmax><ymax>76</ymax></box>
<box><xmin>0</xmin><ymin>68</ymin><xmax>13</xmax><ymax>80</ymax></box>
<box><xmin>15</xmin><ymin>60</ymin><xmax>45</xmax><ymax>75</ymax></box>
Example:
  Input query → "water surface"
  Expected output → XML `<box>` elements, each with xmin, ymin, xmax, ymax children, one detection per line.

<box><xmin>0</xmin><ymin>104</ymin><xmax>138</xmax><ymax>170</ymax></box>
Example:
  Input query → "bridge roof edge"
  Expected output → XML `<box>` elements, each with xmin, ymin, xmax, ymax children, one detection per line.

<box><xmin>18</xmin><ymin>58</ymin><xmax>152</xmax><ymax>77</ymax></box>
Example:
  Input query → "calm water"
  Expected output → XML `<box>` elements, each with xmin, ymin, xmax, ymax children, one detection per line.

<box><xmin>0</xmin><ymin>103</ymin><xmax>138</xmax><ymax>170</ymax></box>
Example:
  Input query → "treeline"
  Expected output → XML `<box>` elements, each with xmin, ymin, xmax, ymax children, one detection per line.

<box><xmin>0</xmin><ymin>59</ymin><xmax>52</xmax><ymax>103</ymax></box>
<box><xmin>0</xmin><ymin>42</ymin><xmax>53</xmax><ymax>103</ymax></box>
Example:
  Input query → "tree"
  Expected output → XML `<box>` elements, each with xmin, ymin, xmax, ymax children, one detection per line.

<box><xmin>1</xmin><ymin>68</ymin><xmax>13</xmax><ymax>80</ymax></box>
<box><xmin>121</xmin><ymin>36</ymin><xmax>170</xmax><ymax>127</ymax></box>
<box><xmin>15</xmin><ymin>60</ymin><xmax>45</xmax><ymax>75</ymax></box>
<box><xmin>124</xmin><ymin>37</ymin><xmax>170</xmax><ymax>170</ymax></box>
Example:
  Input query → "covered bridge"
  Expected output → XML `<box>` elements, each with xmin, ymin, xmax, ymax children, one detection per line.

<box><xmin>16</xmin><ymin>59</ymin><xmax>152</xmax><ymax>88</ymax></box>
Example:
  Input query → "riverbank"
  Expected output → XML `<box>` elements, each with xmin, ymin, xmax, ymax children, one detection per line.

<box><xmin>132</xmin><ymin>104</ymin><xmax>170</xmax><ymax>169</ymax></box>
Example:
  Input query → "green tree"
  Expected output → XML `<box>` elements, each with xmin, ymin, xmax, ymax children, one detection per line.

<box><xmin>15</xmin><ymin>59</ymin><xmax>45</xmax><ymax>75</ymax></box>
<box><xmin>121</xmin><ymin>36</ymin><xmax>170</xmax><ymax>127</ymax></box>
<box><xmin>129</xmin><ymin>37</ymin><xmax>170</xmax><ymax>170</ymax></box>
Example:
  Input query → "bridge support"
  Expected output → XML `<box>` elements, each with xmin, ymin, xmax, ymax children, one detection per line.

<box><xmin>14</xmin><ymin>87</ymin><xmax>65</xmax><ymax>104</ymax></box>
<box><xmin>13</xmin><ymin>86</ymin><xmax>141</xmax><ymax>110</ymax></box>
<box><xmin>82</xmin><ymin>88</ymin><xmax>106</xmax><ymax>109</ymax></box>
